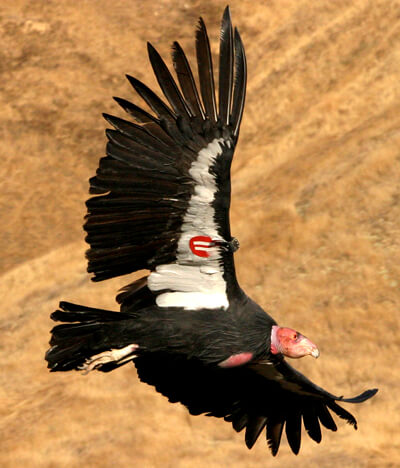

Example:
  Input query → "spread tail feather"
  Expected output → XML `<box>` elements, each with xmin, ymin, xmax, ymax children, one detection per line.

<box><xmin>45</xmin><ymin>302</ymin><xmax>137</xmax><ymax>372</ymax></box>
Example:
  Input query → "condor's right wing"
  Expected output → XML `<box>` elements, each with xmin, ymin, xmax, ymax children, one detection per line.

<box><xmin>84</xmin><ymin>6</ymin><xmax>246</xmax><ymax>311</ymax></box>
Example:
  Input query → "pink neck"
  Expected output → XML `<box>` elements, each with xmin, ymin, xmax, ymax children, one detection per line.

<box><xmin>270</xmin><ymin>325</ymin><xmax>281</xmax><ymax>355</ymax></box>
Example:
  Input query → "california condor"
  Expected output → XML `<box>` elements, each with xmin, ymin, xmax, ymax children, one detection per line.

<box><xmin>45</xmin><ymin>6</ymin><xmax>377</xmax><ymax>455</ymax></box>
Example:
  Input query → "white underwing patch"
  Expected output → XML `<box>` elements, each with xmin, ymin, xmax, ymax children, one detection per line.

<box><xmin>148</xmin><ymin>138</ymin><xmax>229</xmax><ymax>310</ymax></box>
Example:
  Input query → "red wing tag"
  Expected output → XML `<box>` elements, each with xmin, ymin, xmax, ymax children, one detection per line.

<box><xmin>189</xmin><ymin>236</ymin><xmax>213</xmax><ymax>258</ymax></box>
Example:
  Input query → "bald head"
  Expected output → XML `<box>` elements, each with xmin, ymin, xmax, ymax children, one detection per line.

<box><xmin>270</xmin><ymin>326</ymin><xmax>320</xmax><ymax>359</ymax></box>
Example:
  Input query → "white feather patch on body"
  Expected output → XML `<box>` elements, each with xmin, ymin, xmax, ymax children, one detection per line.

<box><xmin>148</xmin><ymin>138</ymin><xmax>229</xmax><ymax>310</ymax></box>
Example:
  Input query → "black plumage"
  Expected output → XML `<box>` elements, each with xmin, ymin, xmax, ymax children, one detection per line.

<box><xmin>231</xmin><ymin>28</ymin><xmax>246</xmax><ymax>139</ymax></box>
<box><xmin>195</xmin><ymin>17</ymin><xmax>218</xmax><ymax>123</ymax></box>
<box><xmin>219</xmin><ymin>6</ymin><xmax>234</xmax><ymax>126</ymax></box>
<box><xmin>45</xmin><ymin>6</ymin><xmax>377</xmax><ymax>456</ymax></box>
<box><xmin>172</xmin><ymin>41</ymin><xmax>205</xmax><ymax>119</ymax></box>
<box><xmin>147</xmin><ymin>42</ymin><xmax>192</xmax><ymax>119</ymax></box>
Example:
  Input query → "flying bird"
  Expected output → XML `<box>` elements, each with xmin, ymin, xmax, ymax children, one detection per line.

<box><xmin>46</xmin><ymin>6</ymin><xmax>377</xmax><ymax>455</ymax></box>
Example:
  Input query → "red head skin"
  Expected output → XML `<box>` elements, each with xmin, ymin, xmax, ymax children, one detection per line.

<box><xmin>271</xmin><ymin>325</ymin><xmax>320</xmax><ymax>359</ymax></box>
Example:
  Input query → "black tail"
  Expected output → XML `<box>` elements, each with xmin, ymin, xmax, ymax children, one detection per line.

<box><xmin>45</xmin><ymin>301</ymin><xmax>136</xmax><ymax>372</ymax></box>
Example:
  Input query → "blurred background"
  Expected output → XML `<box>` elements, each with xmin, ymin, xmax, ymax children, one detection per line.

<box><xmin>1</xmin><ymin>0</ymin><xmax>399</xmax><ymax>466</ymax></box>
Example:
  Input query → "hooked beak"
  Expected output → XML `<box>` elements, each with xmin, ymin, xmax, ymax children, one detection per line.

<box><xmin>301</xmin><ymin>336</ymin><xmax>320</xmax><ymax>359</ymax></box>
<box><xmin>294</xmin><ymin>334</ymin><xmax>320</xmax><ymax>359</ymax></box>
<box><xmin>311</xmin><ymin>347</ymin><xmax>320</xmax><ymax>359</ymax></box>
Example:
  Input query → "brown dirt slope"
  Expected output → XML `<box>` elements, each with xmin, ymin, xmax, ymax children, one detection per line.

<box><xmin>1</xmin><ymin>0</ymin><xmax>399</xmax><ymax>466</ymax></box>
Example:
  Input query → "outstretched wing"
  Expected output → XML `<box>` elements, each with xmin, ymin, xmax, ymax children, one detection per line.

<box><xmin>134</xmin><ymin>354</ymin><xmax>377</xmax><ymax>455</ymax></box>
<box><xmin>84</xmin><ymin>6</ymin><xmax>246</xmax><ymax>310</ymax></box>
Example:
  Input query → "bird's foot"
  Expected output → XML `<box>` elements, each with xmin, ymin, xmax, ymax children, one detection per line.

<box><xmin>79</xmin><ymin>344</ymin><xmax>139</xmax><ymax>374</ymax></box>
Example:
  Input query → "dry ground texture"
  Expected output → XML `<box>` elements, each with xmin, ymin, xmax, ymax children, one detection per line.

<box><xmin>1</xmin><ymin>0</ymin><xmax>400</xmax><ymax>466</ymax></box>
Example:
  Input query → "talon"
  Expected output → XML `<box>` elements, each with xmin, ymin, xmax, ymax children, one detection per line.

<box><xmin>79</xmin><ymin>344</ymin><xmax>138</xmax><ymax>374</ymax></box>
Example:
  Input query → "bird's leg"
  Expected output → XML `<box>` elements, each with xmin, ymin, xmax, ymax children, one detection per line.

<box><xmin>79</xmin><ymin>344</ymin><xmax>139</xmax><ymax>374</ymax></box>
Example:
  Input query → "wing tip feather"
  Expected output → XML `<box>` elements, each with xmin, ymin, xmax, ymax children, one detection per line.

<box><xmin>340</xmin><ymin>388</ymin><xmax>378</xmax><ymax>404</ymax></box>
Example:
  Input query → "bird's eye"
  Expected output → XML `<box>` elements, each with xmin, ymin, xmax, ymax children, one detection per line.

<box><xmin>292</xmin><ymin>333</ymin><xmax>298</xmax><ymax>340</ymax></box>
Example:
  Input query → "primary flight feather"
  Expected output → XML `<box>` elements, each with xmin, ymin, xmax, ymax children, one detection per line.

<box><xmin>46</xmin><ymin>6</ymin><xmax>377</xmax><ymax>455</ymax></box>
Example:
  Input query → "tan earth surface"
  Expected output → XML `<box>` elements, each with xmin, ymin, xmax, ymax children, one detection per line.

<box><xmin>1</xmin><ymin>0</ymin><xmax>400</xmax><ymax>466</ymax></box>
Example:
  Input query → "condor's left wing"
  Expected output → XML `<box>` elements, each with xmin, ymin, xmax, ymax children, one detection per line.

<box><xmin>134</xmin><ymin>353</ymin><xmax>377</xmax><ymax>455</ymax></box>
<box><xmin>84</xmin><ymin>7</ymin><xmax>246</xmax><ymax>310</ymax></box>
